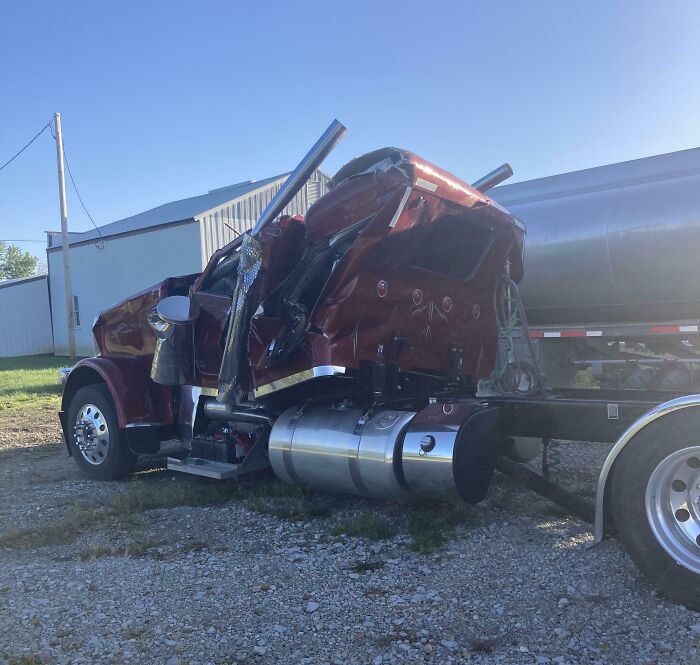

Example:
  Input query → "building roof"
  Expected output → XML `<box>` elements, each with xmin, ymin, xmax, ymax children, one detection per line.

<box><xmin>49</xmin><ymin>174</ymin><xmax>288</xmax><ymax>249</ymax></box>
<box><xmin>0</xmin><ymin>273</ymin><xmax>48</xmax><ymax>290</ymax></box>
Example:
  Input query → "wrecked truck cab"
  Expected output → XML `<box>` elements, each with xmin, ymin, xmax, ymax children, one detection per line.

<box><xmin>59</xmin><ymin>135</ymin><xmax>523</xmax><ymax>484</ymax></box>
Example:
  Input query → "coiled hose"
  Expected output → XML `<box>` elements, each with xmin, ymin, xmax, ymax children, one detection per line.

<box><xmin>491</xmin><ymin>274</ymin><xmax>546</xmax><ymax>397</ymax></box>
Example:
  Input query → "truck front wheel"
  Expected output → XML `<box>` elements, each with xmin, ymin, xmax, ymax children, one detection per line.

<box><xmin>67</xmin><ymin>384</ymin><xmax>136</xmax><ymax>480</ymax></box>
<box><xmin>611</xmin><ymin>412</ymin><xmax>700</xmax><ymax>611</ymax></box>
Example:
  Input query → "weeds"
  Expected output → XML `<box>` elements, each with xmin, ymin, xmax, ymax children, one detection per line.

<box><xmin>109</xmin><ymin>480</ymin><xmax>242</xmax><ymax>516</ymax></box>
<box><xmin>406</xmin><ymin>506</ymin><xmax>472</xmax><ymax>554</ymax></box>
<box><xmin>0</xmin><ymin>502</ymin><xmax>105</xmax><ymax>549</ymax></box>
<box><xmin>332</xmin><ymin>512</ymin><xmax>398</xmax><ymax>541</ymax></box>
<box><xmin>349</xmin><ymin>559</ymin><xmax>385</xmax><ymax>573</ymax></box>
<box><xmin>468</xmin><ymin>636</ymin><xmax>499</xmax><ymax>654</ymax></box>
<box><xmin>122</xmin><ymin>627</ymin><xmax>146</xmax><ymax>640</ymax></box>
<box><xmin>9</xmin><ymin>656</ymin><xmax>45</xmax><ymax>665</ymax></box>
<box><xmin>0</xmin><ymin>476</ymin><xmax>332</xmax><ymax>551</ymax></box>
<box><xmin>77</xmin><ymin>537</ymin><xmax>165</xmax><ymax>561</ymax></box>
<box><xmin>242</xmin><ymin>477</ymin><xmax>334</xmax><ymax>520</ymax></box>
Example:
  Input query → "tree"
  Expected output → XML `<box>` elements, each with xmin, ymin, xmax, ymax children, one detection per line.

<box><xmin>0</xmin><ymin>241</ymin><xmax>38</xmax><ymax>280</ymax></box>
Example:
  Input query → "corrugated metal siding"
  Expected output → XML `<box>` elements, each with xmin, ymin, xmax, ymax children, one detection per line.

<box><xmin>0</xmin><ymin>276</ymin><xmax>53</xmax><ymax>357</ymax></box>
<box><xmin>197</xmin><ymin>170</ymin><xmax>331</xmax><ymax>266</ymax></box>
<box><xmin>49</xmin><ymin>222</ymin><xmax>202</xmax><ymax>357</ymax></box>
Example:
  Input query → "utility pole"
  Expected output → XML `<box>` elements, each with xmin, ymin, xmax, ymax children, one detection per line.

<box><xmin>54</xmin><ymin>112</ymin><xmax>76</xmax><ymax>360</ymax></box>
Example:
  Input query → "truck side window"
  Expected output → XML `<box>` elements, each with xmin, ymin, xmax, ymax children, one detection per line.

<box><xmin>200</xmin><ymin>252</ymin><xmax>240</xmax><ymax>296</ymax></box>
<box><xmin>412</xmin><ymin>215</ymin><xmax>494</xmax><ymax>280</ymax></box>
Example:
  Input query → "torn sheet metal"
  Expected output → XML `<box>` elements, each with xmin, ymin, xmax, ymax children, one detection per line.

<box><xmin>217</xmin><ymin>233</ymin><xmax>263</xmax><ymax>404</ymax></box>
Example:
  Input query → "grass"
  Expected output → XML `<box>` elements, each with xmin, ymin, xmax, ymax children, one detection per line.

<box><xmin>349</xmin><ymin>559</ymin><xmax>385</xmax><ymax>573</ymax></box>
<box><xmin>332</xmin><ymin>512</ymin><xmax>398</xmax><ymax>541</ymax></box>
<box><xmin>468</xmin><ymin>636</ymin><xmax>500</xmax><ymax>654</ymax></box>
<box><xmin>0</xmin><ymin>354</ymin><xmax>68</xmax><ymax>411</ymax></box>
<box><xmin>0</xmin><ymin>476</ymin><xmax>332</xmax><ymax>551</ymax></box>
<box><xmin>575</xmin><ymin>367</ymin><xmax>599</xmax><ymax>388</ymax></box>
<box><xmin>9</xmin><ymin>656</ymin><xmax>45</xmax><ymax>665</ymax></box>
<box><xmin>242</xmin><ymin>477</ymin><xmax>334</xmax><ymax>519</ymax></box>
<box><xmin>406</xmin><ymin>506</ymin><xmax>473</xmax><ymax>554</ymax></box>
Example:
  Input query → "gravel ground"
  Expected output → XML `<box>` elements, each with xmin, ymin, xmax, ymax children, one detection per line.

<box><xmin>0</xmin><ymin>425</ymin><xmax>699</xmax><ymax>664</ymax></box>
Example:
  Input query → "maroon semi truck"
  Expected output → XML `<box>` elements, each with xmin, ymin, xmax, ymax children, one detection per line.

<box><xmin>59</xmin><ymin>121</ymin><xmax>700</xmax><ymax>610</ymax></box>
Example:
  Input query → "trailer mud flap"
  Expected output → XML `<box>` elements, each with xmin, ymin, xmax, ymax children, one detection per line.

<box><xmin>401</xmin><ymin>402</ymin><xmax>502</xmax><ymax>504</ymax></box>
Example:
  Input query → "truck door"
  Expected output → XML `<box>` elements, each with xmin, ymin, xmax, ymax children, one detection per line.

<box><xmin>191</xmin><ymin>250</ymin><xmax>240</xmax><ymax>385</ymax></box>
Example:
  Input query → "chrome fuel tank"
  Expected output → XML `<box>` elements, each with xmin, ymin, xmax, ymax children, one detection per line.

<box><xmin>491</xmin><ymin>147</ymin><xmax>700</xmax><ymax>325</ymax></box>
<box><xmin>268</xmin><ymin>406</ymin><xmax>416</xmax><ymax>502</ymax></box>
<box><xmin>268</xmin><ymin>401</ymin><xmax>501</xmax><ymax>505</ymax></box>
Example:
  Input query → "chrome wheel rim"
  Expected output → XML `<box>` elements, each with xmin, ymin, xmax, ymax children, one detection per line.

<box><xmin>645</xmin><ymin>446</ymin><xmax>700</xmax><ymax>575</ymax></box>
<box><xmin>73</xmin><ymin>403</ymin><xmax>110</xmax><ymax>465</ymax></box>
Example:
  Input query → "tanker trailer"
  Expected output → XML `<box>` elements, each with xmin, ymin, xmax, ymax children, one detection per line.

<box><xmin>490</xmin><ymin>147</ymin><xmax>700</xmax><ymax>391</ymax></box>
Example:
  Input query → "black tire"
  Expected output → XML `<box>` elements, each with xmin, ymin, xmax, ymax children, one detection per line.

<box><xmin>66</xmin><ymin>384</ymin><xmax>136</xmax><ymax>480</ymax></box>
<box><xmin>610</xmin><ymin>409</ymin><xmax>700</xmax><ymax>611</ymax></box>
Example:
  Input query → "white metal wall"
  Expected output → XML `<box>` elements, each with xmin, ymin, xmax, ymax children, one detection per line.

<box><xmin>0</xmin><ymin>276</ymin><xmax>54</xmax><ymax>357</ymax></box>
<box><xmin>48</xmin><ymin>222</ymin><xmax>202</xmax><ymax>356</ymax></box>
<box><xmin>197</xmin><ymin>170</ymin><xmax>331</xmax><ymax>265</ymax></box>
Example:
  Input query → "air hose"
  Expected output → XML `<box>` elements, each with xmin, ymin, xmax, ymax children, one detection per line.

<box><xmin>490</xmin><ymin>274</ymin><xmax>546</xmax><ymax>397</ymax></box>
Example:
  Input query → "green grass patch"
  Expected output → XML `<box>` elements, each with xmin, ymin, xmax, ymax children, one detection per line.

<box><xmin>0</xmin><ymin>501</ymin><xmax>105</xmax><ymax>550</ymax></box>
<box><xmin>0</xmin><ymin>476</ymin><xmax>333</xmax><ymax>551</ymax></box>
<box><xmin>406</xmin><ymin>506</ymin><xmax>472</xmax><ymax>554</ymax></box>
<box><xmin>0</xmin><ymin>355</ymin><xmax>68</xmax><ymax>411</ymax></box>
<box><xmin>109</xmin><ymin>479</ymin><xmax>243</xmax><ymax>517</ymax></box>
<box><xmin>575</xmin><ymin>367</ymin><xmax>599</xmax><ymax>388</ymax></box>
<box><xmin>332</xmin><ymin>512</ymin><xmax>398</xmax><ymax>541</ymax></box>
<box><xmin>243</xmin><ymin>478</ymin><xmax>333</xmax><ymax>520</ymax></box>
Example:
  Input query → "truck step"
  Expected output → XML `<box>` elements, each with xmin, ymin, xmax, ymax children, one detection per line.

<box><xmin>167</xmin><ymin>456</ymin><xmax>240</xmax><ymax>480</ymax></box>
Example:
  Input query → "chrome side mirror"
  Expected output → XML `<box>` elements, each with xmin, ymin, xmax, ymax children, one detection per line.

<box><xmin>156</xmin><ymin>295</ymin><xmax>198</xmax><ymax>325</ymax></box>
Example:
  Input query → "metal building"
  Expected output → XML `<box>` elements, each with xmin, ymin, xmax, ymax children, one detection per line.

<box><xmin>47</xmin><ymin>170</ymin><xmax>330</xmax><ymax>356</ymax></box>
<box><xmin>0</xmin><ymin>274</ymin><xmax>54</xmax><ymax>357</ymax></box>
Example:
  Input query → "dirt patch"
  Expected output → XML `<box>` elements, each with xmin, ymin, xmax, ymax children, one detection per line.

<box><xmin>0</xmin><ymin>402</ymin><xmax>62</xmax><ymax>452</ymax></box>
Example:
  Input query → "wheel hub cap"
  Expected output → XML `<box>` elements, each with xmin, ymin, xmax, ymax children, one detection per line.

<box><xmin>645</xmin><ymin>446</ymin><xmax>700</xmax><ymax>575</ymax></box>
<box><xmin>73</xmin><ymin>404</ymin><xmax>110</xmax><ymax>465</ymax></box>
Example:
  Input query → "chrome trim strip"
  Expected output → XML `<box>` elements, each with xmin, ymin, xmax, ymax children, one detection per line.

<box><xmin>125</xmin><ymin>422</ymin><xmax>163</xmax><ymax>428</ymax></box>
<box><xmin>594</xmin><ymin>393</ymin><xmax>700</xmax><ymax>542</ymax></box>
<box><xmin>254</xmin><ymin>365</ymin><xmax>347</xmax><ymax>398</ymax></box>
<box><xmin>388</xmin><ymin>186</ymin><xmax>412</xmax><ymax>228</ymax></box>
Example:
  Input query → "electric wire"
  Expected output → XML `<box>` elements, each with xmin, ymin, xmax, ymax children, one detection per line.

<box><xmin>0</xmin><ymin>120</ymin><xmax>53</xmax><ymax>173</ymax></box>
<box><xmin>49</xmin><ymin>122</ymin><xmax>103</xmax><ymax>238</ymax></box>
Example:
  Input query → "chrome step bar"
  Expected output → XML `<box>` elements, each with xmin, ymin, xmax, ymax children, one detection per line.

<box><xmin>167</xmin><ymin>456</ymin><xmax>240</xmax><ymax>480</ymax></box>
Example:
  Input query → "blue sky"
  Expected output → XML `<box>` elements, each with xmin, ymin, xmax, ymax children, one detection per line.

<box><xmin>1</xmin><ymin>1</ymin><xmax>699</xmax><ymax>263</ymax></box>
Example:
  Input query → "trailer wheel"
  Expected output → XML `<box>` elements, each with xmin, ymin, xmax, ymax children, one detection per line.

<box><xmin>610</xmin><ymin>413</ymin><xmax>700</xmax><ymax>610</ymax></box>
<box><xmin>66</xmin><ymin>384</ymin><xmax>136</xmax><ymax>480</ymax></box>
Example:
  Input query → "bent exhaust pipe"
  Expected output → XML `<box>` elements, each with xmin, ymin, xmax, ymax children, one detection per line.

<box><xmin>252</xmin><ymin>119</ymin><xmax>347</xmax><ymax>237</ymax></box>
<box><xmin>472</xmin><ymin>163</ymin><xmax>513</xmax><ymax>193</ymax></box>
<box><xmin>203</xmin><ymin>399</ymin><xmax>275</xmax><ymax>426</ymax></box>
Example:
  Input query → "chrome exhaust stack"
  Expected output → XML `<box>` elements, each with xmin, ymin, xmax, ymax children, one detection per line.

<box><xmin>472</xmin><ymin>163</ymin><xmax>513</xmax><ymax>193</ymax></box>
<box><xmin>252</xmin><ymin>119</ymin><xmax>347</xmax><ymax>237</ymax></box>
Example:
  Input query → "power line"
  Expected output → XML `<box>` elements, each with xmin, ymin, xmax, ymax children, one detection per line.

<box><xmin>0</xmin><ymin>239</ymin><xmax>46</xmax><ymax>243</ymax></box>
<box><xmin>49</xmin><ymin>122</ymin><xmax>103</xmax><ymax>238</ymax></box>
<box><xmin>0</xmin><ymin>120</ymin><xmax>53</xmax><ymax>173</ymax></box>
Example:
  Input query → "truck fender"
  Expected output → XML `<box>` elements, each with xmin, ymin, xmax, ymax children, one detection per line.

<box><xmin>61</xmin><ymin>357</ymin><xmax>175</xmax><ymax>431</ymax></box>
<box><xmin>595</xmin><ymin>393</ymin><xmax>700</xmax><ymax>542</ymax></box>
